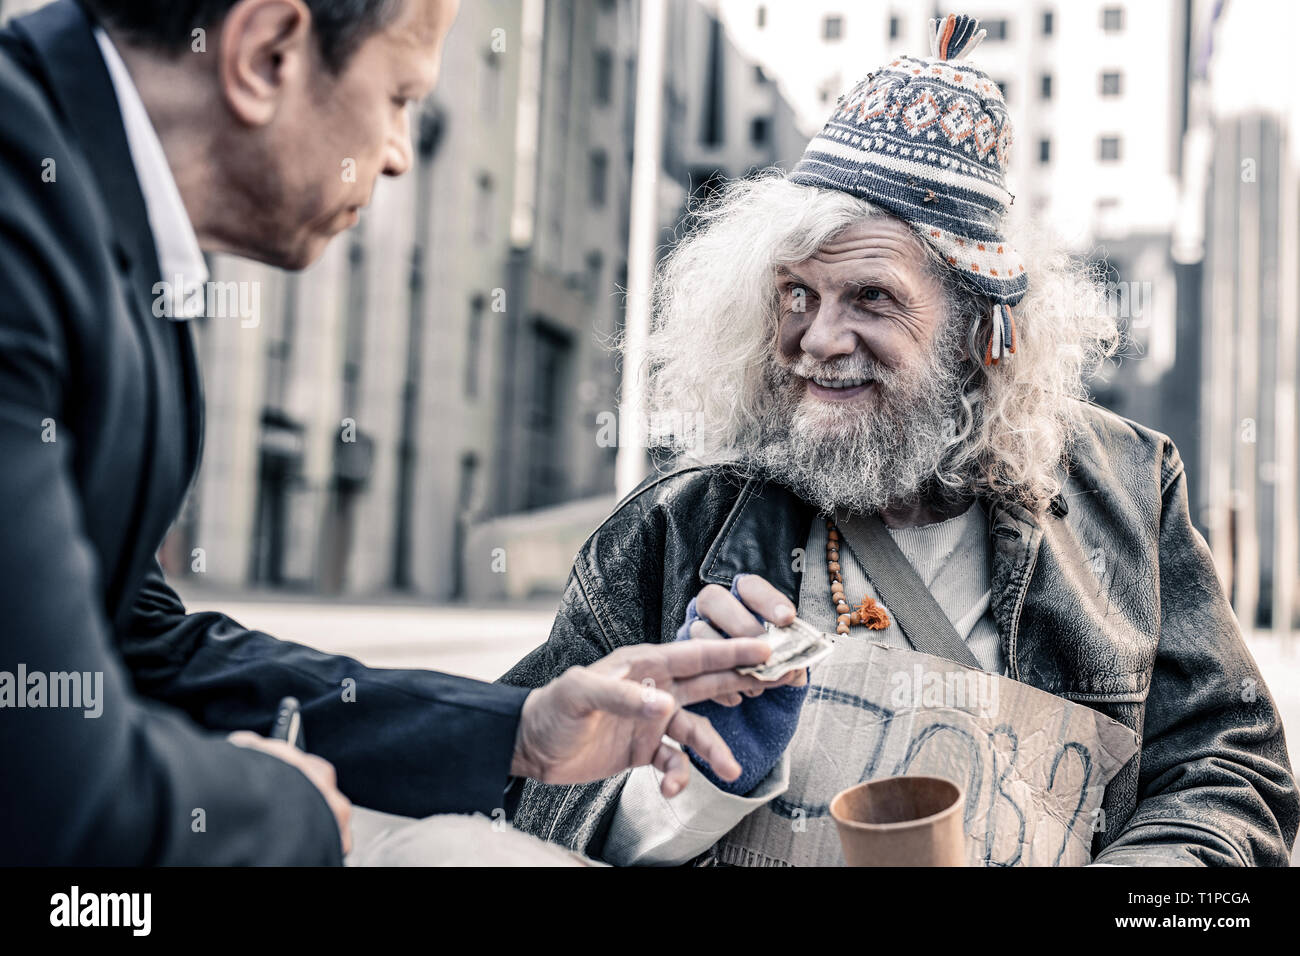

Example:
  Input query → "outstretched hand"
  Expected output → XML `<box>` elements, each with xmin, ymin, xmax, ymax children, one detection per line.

<box><xmin>511</xmin><ymin>635</ymin><xmax>778</xmax><ymax>797</ymax></box>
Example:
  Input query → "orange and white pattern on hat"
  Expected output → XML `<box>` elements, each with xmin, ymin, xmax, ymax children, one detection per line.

<box><xmin>920</xmin><ymin>223</ymin><xmax>1027</xmax><ymax>284</ymax></box>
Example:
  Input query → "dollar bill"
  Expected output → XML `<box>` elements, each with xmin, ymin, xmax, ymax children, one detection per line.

<box><xmin>738</xmin><ymin>616</ymin><xmax>836</xmax><ymax>681</ymax></box>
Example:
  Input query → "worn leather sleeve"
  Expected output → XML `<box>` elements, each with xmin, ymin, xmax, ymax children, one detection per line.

<box><xmin>498</xmin><ymin>467</ymin><xmax>740</xmax><ymax>858</ymax></box>
<box><xmin>1093</xmin><ymin>441</ymin><xmax>1299</xmax><ymax>866</ymax></box>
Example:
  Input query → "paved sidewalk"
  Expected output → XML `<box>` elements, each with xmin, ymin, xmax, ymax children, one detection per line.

<box><xmin>178</xmin><ymin>592</ymin><xmax>556</xmax><ymax>681</ymax></box>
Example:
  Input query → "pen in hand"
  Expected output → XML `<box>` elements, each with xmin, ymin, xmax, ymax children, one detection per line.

<box><xmin>270</xmin><ymin>696</ymin><xmax>305</xmax><ymax>751</ymax></box>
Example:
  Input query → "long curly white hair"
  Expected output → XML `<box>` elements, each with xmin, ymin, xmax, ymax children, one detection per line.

<box><xmin>637</xmin><ymin>173</ymin><xmax>1121</xmax><ymax>514</ymax></box>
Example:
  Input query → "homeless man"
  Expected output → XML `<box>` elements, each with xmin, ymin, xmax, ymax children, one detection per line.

<box><xmin>499</xmin><ymin>15</ymin><xmax>1299</xmax><ymax>867</ymax></box>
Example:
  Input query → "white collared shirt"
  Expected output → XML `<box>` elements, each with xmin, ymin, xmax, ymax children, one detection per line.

<box><xmin>94</xmin><ymin>27</ymin><xmax>208</xmax><ymax>320</ymax></box>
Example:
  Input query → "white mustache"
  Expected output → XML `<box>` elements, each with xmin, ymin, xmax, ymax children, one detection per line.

<box><xmin>784</xmin><ymin>355</ymin><xmax>886</xmax><ymax>385</ymax></box>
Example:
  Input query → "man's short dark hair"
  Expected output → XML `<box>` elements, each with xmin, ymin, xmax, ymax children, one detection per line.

<box><xmin>81</xmin><ymin>0</ymin><xmax>404</xmax><ymax>72</ymax></box>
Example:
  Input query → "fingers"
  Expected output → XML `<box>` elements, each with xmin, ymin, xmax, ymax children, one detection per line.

<box><xmin>665</xmin><ymin>708</ymin><xmax>740</xmax><ymax>782</ymax></box>
<box><xmin>733</xmin><ymin>574</ymin><xmax>797</xmax><ymax>628</ymax></box>
<box><xmin>227</xmin><ymin>730</ymin><xmax>264</xmax><ymax>748</ymax></box>
<box><xmin>695</xmin><ymin>583</ymin><xmax>768</xmax><ymax>638</ymax></box>
<box><xmin>657</xmin><ymin>636</ymin><xmax>775</xmax><ymax>682</ymax></box>
<box><xmin>689</xmin><ymin>618</ymin><xmax>768</xmax><ymax>700</ymax></box>
<box><xmin>652</xmin><ymin>741</ymin><xmax>691</xmax><ymax>798</ymax></box>
<box><xmin>675</xmin><ymin>668</ymin><xmax>775</xmax><ymax>706</ymax></box>
<box><xmin>323</xmin><ymin>772</ymin><xmax>354</xmax><ymax>855</ymax></box>
<box><xmin>781</xmin><ymin>668</ymin><xmax>809</xmax><ymax>688</ymax></box>
<box><xmin>689</xmin><ymin>619</ymin><xmax>724</xmax><ymax>640</ymax></box>
<box><xmin>565</xmin><ymin>665</ymin><xmax>676</xmax><ymax>721</ymax></box>
<box><xmin>228</xmin><ymin>732</ymin><xmax>353</xmax><ymax>855</ymax></box>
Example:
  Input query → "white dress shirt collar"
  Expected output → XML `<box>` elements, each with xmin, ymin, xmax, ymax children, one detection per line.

<box><xmin>94</xmin><ymin>27</ymin><xmax>208</xmax><ymax>320</ymax></box>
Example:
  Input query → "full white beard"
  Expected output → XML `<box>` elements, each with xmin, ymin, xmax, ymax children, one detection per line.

<box><xmin>742</xmin><ymin>324</ymin><xmax>968</xmax><ymax>516</ymax></box>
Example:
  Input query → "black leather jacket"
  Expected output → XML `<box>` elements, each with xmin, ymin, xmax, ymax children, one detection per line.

<box><xmin>502</xmin><ymin>402</ymin><xmax>1298</xmax><ymax>865</ymax></box>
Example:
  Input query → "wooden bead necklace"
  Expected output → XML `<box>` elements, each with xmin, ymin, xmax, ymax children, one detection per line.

<box><xmin>826</xmin><ymin>519</ymin><xmax>891</xmax><ymax>635</ymax></box>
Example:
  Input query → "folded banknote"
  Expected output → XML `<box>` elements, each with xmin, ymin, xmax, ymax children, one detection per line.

<box><xmin>737</xmin><ymin>616</ymin><xmax>836</xmax><ymax>681</ymax></box>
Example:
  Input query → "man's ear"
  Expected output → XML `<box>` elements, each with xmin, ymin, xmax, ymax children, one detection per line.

<box><xmin>218</xmin><ymin>0</ymin><xmax>314</xmax><ymax>126</ymax></box>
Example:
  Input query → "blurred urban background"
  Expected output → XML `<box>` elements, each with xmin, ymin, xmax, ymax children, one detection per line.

<box><xmin>2</xmin><ymin>2</ymin><xmax>1296</xmax><ymax>683</ymax></box>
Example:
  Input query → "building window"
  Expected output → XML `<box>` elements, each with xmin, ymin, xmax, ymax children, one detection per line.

<box><xmin>823</xmin><ymin>15</ymin><xmax>843</xmax><ymax>41</ymax></box>
<box><xmin>1101</xmin><ymin>7</ymin><xmax>1124</xmax><ymax>32</ymax></box>
<box><xmin>984</xmin><ymin>19</ymin><xmax>1009</xmax><ymax>41</ymax></box>
<box><xmin>701</xmin><ymin>19</ymin><xmax>726</xmax><ymax>147</ymax></box>
<box><xmin>525</xmin><ymin>323</ymin><xmax>573</xmax><ymax>510</ymax></box>
<box><xmin>818</xmin><ymin>73</ymin><xmax>842</xmax><ymax>105</ymax></box>
<box><xmin>1039</xmin><ymin>138</ymin><xmax>1051</xmax><ymax>164</ymax></box>
<box><xmin>464</xmin><ymin>295</ymin><xmax>485</xmax><ymax>398</ymax></box>
<box><xmin>473</xmin><ymin>173</ymin><xmax>494</xmax><ymax>244</ymax></box>
<box><xmin>589</xmin><ymin>149</ymin><xmax>608</xmax><ymax>207</ymax></box>
<box><xmin>757</xmin><ymin>5</ymin><xmax>766</xmax><ymax>28</ymax></box>
<box><xmin>1042</xmin><ymin>10</ymin><xmax>1054</xmax><ymax>35</ymax></box>
<box><xmin>750</xmin><ymin>116</ymin><xmax>770</xmax><ymax>146</ymax></box>
<box><xmin>478</xmin><ymin>50</ymin><xmax>501</xmax><ymax>119</ymax></box>
<box><xmin>594</xmin><ymin>49</ymin><xmax>613</xmax><ymax>106</ymax></box>
<box><xmin>1098</xmin><ymin>136</ymin><xmax>1122</xmax><ymax>161</ymax></box>
<box><xmin>1099</xmin><ymin>71</ymin><xmax>1123</xmax><ymax>96</ymax></box>
<box><xmin>1040</xmin><ymin>73</ymin><xmax>1052</xmax><ymax>100</ymax></box>
<box><xmin>585</xmin><ymin>251</ymin><xmax>604</xmax><ymax>302</ymax></box>
<box><xmin>889</xmin><ymin>15</ymin><xmax>901</xmax><ymax>40</ymax></box>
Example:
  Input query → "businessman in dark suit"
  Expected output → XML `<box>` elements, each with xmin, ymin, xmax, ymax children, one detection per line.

<box><xmin>0</xmin><ymin>0</ymin><xmax>791</xmax><ymax>864</ymax></box>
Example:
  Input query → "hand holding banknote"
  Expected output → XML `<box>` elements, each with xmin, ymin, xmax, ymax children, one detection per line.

<box><xmin>678</xmin><ymin>575</ymin><xmax>807</xmax><ymax>703</ymax></box>
<box><xmin>674</xmin><ymin>574</ymin><xmax>817</xmax><ymax>795</ymax></box>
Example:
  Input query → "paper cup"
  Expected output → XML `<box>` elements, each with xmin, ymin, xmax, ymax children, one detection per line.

<box><xmin>830</xmin><ymin>775</ymin><xmax>966</xmax><ymax>866</ymax></box>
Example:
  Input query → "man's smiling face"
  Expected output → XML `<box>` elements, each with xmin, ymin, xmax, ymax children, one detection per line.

<box><xmin>753</xmin><ymin>213</ymin><xmax>969</xmax><ymax>515</ymax></box>
<box><xmin>774</xmin><ymin>215</ymin><xmax>950</xmax><ymax>420</ymax></box>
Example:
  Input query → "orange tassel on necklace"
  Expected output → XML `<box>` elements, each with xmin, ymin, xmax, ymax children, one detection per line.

<box><xmin>826</xmin><ymin>520</ymin><xmax>891</xmax><ymax>635</ymax></box>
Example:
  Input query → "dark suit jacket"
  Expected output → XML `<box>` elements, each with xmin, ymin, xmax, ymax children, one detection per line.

<box><xmin>0</xmin><ymin>0</ymin><xmax>530</xmax><ymax>865</ymax></box>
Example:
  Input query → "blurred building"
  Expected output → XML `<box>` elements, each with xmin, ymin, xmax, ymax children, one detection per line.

<box><xmin>720</xmin><ymin>2</ymin><xmax>1187</xmax><ymax>242</ymax></box>
<box><xmin>168</xmin><ymin>0</ymin><xmax>527</xmax><ymax>601</ymax></box>
<box><xmin>1198</xmin><ymin>111</ymin><xmax>1300</xmax><ymax>631</ymax></box>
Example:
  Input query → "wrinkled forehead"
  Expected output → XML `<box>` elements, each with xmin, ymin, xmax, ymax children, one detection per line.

<box><xmin>790</xmin><ymin>215</ymin><xmax>935</xmax><ymax>278</ymax></box>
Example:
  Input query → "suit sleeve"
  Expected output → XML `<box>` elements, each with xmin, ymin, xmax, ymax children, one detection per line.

<box><xmin>1093</xmin><ymin>441</ymin><xmax>1299</xmax><ymax>866</ymax></box>
<box><xmin>0</xmin><ymin>80</ymin><xmax>344</xmax><ymax>864</ymax></box>
<box><xmin>120</xmin><ymin>563</ymin><xmax>530</xmax><ymax>821</ymax></box>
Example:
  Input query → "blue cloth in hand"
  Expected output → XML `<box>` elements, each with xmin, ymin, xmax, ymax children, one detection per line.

<box><xmin>675</xmin><ymin>575</ymin><xmax>809</xmax><ymax>795</ymax></box>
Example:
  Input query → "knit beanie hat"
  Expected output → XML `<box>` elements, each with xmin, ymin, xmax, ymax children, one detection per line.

<box><xmin>789</xmin><ymin>14</ymin><xmax>1024</xmax><ymax>364</ymax></box>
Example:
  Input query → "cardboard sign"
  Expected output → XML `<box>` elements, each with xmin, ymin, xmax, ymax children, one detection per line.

<box><xmin>716</xmin><ymin>641</ymin><xmax>1141</xmax><ymax>867</ymax></box>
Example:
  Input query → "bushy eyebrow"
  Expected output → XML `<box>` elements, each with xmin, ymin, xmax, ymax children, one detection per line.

<box><xmin>775</xmin><ymin>267</ymin><xmax>897</xmax><ymax>294</ymax></box>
